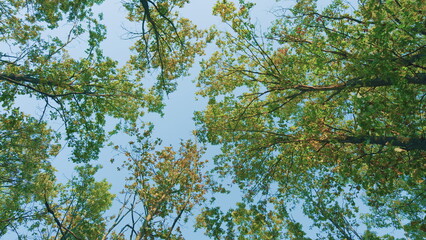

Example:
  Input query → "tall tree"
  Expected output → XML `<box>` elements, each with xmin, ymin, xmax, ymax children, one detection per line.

<box><xmin>0</xmin><ymin>111</ymin><xmax>58</xmax><ymax>236</ymax></box>
<box><xmin>0</xmin><ymin>0</ymin><xmax>127</xmax><ymax>163</ymax></box>
<box><xmin>0</xmin><ymin>0</ymin><xmax>204</xmax><ymax>163</ymax></box>
<box><xmin>124</xmin><ymin>0</ymin><xmax>206</xmax><ymax>94</ymax></box>
<box><xmin>0</xmin><ymin>0</ymin><xmax>206</xmax><ymax>238</ymax></box>
<box><xmin>103</xmin><ymin>126</ymin><xmax>210</xmax><ymax>240</ymax></box>
<box><xmin>195</xmin><ymin>0</ymin><xmax>425</xmax><ymax>238</ymax></box>
<box><xmin>28</xmin><ymin>165</ymin><xmax>115</xmax><ymax>240</ymax></box>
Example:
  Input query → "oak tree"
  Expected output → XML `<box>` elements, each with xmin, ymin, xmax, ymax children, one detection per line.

<box><xmin>195</xmin><ymin>0</ymin><xmax>425</xmax><ymax>238</ymax></box>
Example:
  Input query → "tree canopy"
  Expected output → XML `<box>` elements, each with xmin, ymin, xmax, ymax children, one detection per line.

<box><xmin>1</xmin><ymin>0</ymin><xmax>425</xmax><ymax>239</ymax></box>
<box><xmin>195</xmin><ymin>0</ymin><xmax>425</xmax><ymax>238</ymax></box>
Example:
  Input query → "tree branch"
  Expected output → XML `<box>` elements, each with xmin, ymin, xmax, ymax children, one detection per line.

<box><xmin>43</xmin><ymin>197</ymin><xmax>81</xmax><ymax>240</ymax></box>
<box><xmin>333</xmin><ymin>135</ymin><xmax>426</xmax><ymax>151</ymax></box>
<box><xmin>283</xmin><ymin>73</ymin><xmax>426</xmax><ymax>92</ymax></box>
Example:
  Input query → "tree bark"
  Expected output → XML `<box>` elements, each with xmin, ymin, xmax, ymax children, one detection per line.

<box><xmin>334</xmin><ymin>135</ymin><xmax>426</xmax><ymax>151</ymax></box>
<box><xmin>286</xmin><ymin>73</ymin><xmax>426</xmax><ymax>92</ymax></box>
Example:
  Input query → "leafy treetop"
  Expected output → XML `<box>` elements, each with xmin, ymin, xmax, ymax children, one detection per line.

<box><xmin>195</xmin><ymin>0</ymin><xmax>425</xmax><ymax>238</ymax></box>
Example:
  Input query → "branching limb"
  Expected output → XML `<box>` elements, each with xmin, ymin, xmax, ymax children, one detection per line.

<box><xmin>43</xmin><ymin>195</ymin><xmax>81</xmax><ymax>240</ymax></box>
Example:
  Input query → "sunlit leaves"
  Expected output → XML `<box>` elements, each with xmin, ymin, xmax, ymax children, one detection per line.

<box><xmin>2</xmin><ymin>0</ymin><xmax>424</xmax><ymax>238</ymax></box>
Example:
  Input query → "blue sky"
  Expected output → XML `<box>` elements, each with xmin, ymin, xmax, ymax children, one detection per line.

<box><xmin>85</xmin><ymin>0</ymin><xmax>284</xmax><ymax>238</ymax></box>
